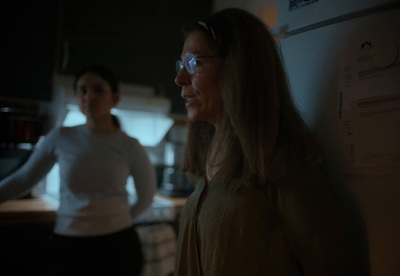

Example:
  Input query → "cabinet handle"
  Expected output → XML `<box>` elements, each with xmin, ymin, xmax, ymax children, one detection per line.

<box><xmin>61</xmin><ymin>40</ymin><xmax>69</xmax><ymax>72</ymax></box>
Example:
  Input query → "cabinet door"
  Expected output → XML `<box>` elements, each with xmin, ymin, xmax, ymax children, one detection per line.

<box><xmin>2</xmin><ymin>1</ymin><xmax>61</xmax><ymax>101</ymax></box>
<box><xmin>59</xmin><ymin>1</ymin><xmax>157</xmax><ymax>86</ymax></box>
<box><xmin>59</xmin><ymin>0</ymin><xmax>213</xmax><ymax>114</ymax></box>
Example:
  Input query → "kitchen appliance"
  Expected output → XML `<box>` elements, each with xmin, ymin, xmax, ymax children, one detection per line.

<box><xmin>157</xmin><ymin>141</ymin><xmax>194</xmax><ymax>198</ymax></box>
<box><xmin>274</xmin><ymin>1</ymin><xmax>400</xmax><ymax>275</ymax></box>
<box><xmin>0</xmin><ymin>146</ymin><xmax>33</xmax><ymax>181</ymax></box>
<box><xmin>157</xmin><ymin>124</ymin><xmax>194</xmax><ymax>198</ymax></box>
<box><xmin>0</xmin><ymin>103</ymin><xmax>44</xmax><ymax>198</ymax></box>
<box><xmin>0</xmin><ymin>145</ymin><xmax>34</xmax><ymax>199</ymax></box>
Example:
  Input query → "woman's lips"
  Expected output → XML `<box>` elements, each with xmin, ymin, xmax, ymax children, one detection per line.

<box><xmin>183</xmin><ymin>96</ymin><xmax>195</xmax><ymax>107</ymax></box>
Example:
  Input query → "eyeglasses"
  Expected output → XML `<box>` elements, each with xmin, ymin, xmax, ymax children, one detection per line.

<box><xmin>176</xmin><ymin>53</ymin><xmax>221</xmax><ymax>75</ymax></box>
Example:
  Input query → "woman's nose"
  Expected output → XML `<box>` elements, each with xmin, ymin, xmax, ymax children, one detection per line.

<box><xmin>83</xmin><ymin>90</ymin><xmax>96</xmax><ymax>100</ymax></box>
<box><xmin>175</xmin><ymin>69</ymin><xmax>189</xmax><ymax>87</ymax></box>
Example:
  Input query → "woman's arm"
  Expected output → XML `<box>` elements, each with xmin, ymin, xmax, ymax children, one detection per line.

<box><xmin>0</xmin><ymin>134</ymin><xmax>57</xmax><ymax>203</ymax></box>
<box><xmin>128</xmin><ymin>141</ymin><xmax>157</xmax><ymax>218</ymax></box>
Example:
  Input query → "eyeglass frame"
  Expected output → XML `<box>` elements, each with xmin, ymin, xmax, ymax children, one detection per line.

<box><xmin>176</xmin><ymin>53</ymin><xmax>221</xmax><ymax>75</ymax></box>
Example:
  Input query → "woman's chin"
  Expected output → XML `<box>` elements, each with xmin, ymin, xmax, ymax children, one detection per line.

<box><xmin>186</xmin><ymin>109</ymin><xmax>199</xmax><ymax>122</ymax></box>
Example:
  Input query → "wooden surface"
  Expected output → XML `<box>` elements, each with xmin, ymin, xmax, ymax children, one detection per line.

<box><xmin>0</xmin><ymin>197</ymin><xmax>58</xmax><ymax>225</ymax></box>
<box><xmin>154</xmin><ymin>194</ymin><xmax>187</xmax><ymax>208</ymax></box>
<box><xmin>0</xmin><ymin>194</ymin><xmax>186</xmax><ymax>225</ymax></box>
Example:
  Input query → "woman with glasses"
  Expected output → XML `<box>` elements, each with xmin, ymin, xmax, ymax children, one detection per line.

<box><xmin>0</xmin><ymin>64</ymin><xmax>156</xmax><ymax>276</ymax></box>
<box><xmin>174</xmin><ymin>8</ymin><xmax>369</xmax><ymax>276</ymax></box>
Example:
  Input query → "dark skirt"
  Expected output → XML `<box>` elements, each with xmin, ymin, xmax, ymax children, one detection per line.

<box><xmin>42</xmin><ymin>226</ymin><xmax>143</xmax><ymax>276</ymax></box>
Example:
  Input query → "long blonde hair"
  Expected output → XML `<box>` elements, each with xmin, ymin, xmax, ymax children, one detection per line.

<box><xmin>182</xmin><ymin>8</ymin><xmax>324</xmax><ymax>187</ymax></box>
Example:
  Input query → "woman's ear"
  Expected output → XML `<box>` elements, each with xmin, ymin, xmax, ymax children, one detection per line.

<box><xmin>112</xmin><ymin>91</ymin><xmax>121</xmax><ymax>106</ymax></box>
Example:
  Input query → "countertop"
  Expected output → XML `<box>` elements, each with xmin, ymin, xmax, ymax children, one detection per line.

<box><xmin>0</xmin><ymin>194</ymin><xmax>187</xmax><ymax>225</ymax></box>
<box><xmin>0</xmin><ymin>197</ymin><xmax>57</xmax><ymax>225</ymax></box>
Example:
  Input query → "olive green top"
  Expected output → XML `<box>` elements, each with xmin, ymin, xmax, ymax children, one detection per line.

<box><xmin>175</xmin><ymin>164</ymin><xmax>369</xmax><ymax>276</ymax></box>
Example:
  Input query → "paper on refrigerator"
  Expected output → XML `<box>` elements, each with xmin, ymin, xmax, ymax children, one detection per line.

<box><xmin>338</xmin><ymin>34</ymin><xmax>400</xmax><ymax>173</ymax></box>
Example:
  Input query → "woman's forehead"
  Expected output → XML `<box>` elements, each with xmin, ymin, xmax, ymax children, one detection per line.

<box><xmin>182</xmin><ymin>30</ymin><xmax>217</xmax><ymax>55</ymax></box>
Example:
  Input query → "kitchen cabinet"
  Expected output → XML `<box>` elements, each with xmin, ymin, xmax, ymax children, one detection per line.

<box><xmin>0</xmin><ymin>221</ymin><xmax>54</xmax><ymax>275</ymax></box>
<box><xmin>0</xmin><ymin>195</ymin><xmax>186</xmax><ymax>275</ymax></box>
<box><xmin>1</xmin><ymin>1</ymin><xmax>212</xmax><ymax>114</ymax></box>
<box><xmin>58</xmin><ymin>0</ymin><xmax>213</xmax><ymax>114</ymax></box>
<box><xmin>0</xmin><ymin>197</ymin><xmax>56</xmax><ymax>275</ymax></box>
<box><xmin>0</xmin><ymin>198</ymin><xmax>57</xmax><ymax>275</ymax></box>
<box><xmin>2</xmin><ymin>1</ymin><xmax>61</xmax><ymax>102</ymax></box>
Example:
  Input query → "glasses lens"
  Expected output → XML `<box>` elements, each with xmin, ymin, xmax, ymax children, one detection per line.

<box><xmin>176</xmin><ymin>60</ymin><xmax>183</xmax><ymax>74</ymax></box>
<box><xmin>176</xmin><ymin>53</ymin><xmax>197</xmax><ymax>75</ymax></box>
<box><xmin>186</xmin><ymin>55</ymin><xmax>196</xmax><ymax>74</ymax></box>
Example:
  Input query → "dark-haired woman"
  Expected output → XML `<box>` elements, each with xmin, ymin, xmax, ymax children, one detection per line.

<box><xmin>0</xmin><ymin>64</ymin><xmax>156</xmax><ymax>275</ymax></box>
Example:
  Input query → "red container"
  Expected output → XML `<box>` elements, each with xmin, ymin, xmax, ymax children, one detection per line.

<box><xmin>0</xmin><ymin>108</ymin><xmax>44</xmax><ymax>144</ymax></box>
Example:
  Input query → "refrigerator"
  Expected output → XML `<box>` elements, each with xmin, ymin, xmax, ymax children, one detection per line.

<box><xmin>273</xmin><ymin>1</ymin><xmax>400</xmax><ymax>275</ymax></box>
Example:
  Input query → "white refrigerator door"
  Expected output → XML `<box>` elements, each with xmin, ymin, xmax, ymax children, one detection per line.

<box><xmin>278</xmin><ymin>8</ymin><xmax>400</xmax><ymax>174</ymax></box>
<box><xmin>276</xmin><ymin>0</ymin><xmax>399</xmax><ymax>32</ymax></box>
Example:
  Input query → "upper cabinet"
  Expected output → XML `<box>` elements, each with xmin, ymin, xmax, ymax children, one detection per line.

<box><xmin>58</xmin><ymin>0</ymin><xmax>213</xmax><ymax>114</ymax></box>
<box><xmin>2</xmin><ymin>1</ymin><xmax>212</xmax><ymax>114</ymax></box>
<box><xmin>2</xmin><ymin>1</ymin><xmax>61</xmax><ymax>102</ymax></box>
<box><xmin>59</xmin><ymin>1</ymin><xmax>159</xmax><ymax>86</ymax></box>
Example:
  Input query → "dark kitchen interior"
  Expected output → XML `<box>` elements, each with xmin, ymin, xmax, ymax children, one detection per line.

<box><xmin>1</xmin><ymin>1</ymin><xmax>213</xmax><ymax>275</ymax></box>
<box><xmin>3</xmin><ymin>0</ymin><xmax>213</xmax><ymax>114</ymax></box>
<box><xmin>1</xmin><ymin>1</ymin><xmax>400</xmax><ymax>275</ymax></box>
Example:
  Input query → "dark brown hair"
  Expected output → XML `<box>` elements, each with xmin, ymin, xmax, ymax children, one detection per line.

<box><xmin>74</xmin><ymin>64</ymin><xmax>119</xmax><ymax>94</ymax></box>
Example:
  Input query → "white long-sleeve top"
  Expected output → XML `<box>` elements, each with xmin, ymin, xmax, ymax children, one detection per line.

<box><xmin>0</xmin><ymin>125</ymin><xmax>156</xmax><ymax>236</ymax></box>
